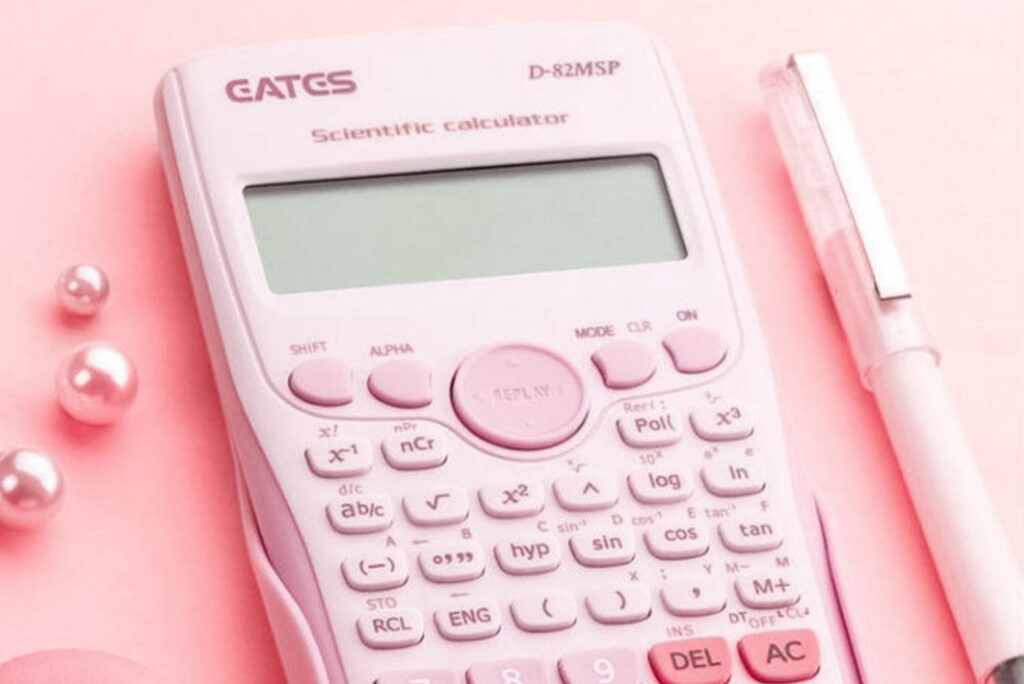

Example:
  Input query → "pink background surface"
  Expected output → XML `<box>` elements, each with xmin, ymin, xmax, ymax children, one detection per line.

<box><xmin>0</xmin><ymin>2</ymin><xmax>1020</xmax><ymax>683</ymax></box>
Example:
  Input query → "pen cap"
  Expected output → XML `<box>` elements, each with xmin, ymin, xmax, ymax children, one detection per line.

<box><xmin>760</xmin><ymin>55</ymin><xmax>936</xmax><ymax>389</ymax></box>
<box><xmin>760</xmin><ymin>59</ymin><xmax>854</xmax><ymax>261</ymax></box>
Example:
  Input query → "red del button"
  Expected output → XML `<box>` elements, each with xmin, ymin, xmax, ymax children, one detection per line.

<box><xmin>452</xmin><ymin>343</ymin><xmax>588</xmax><ymax>450</ymax></box>
<box><xmin>648</xmin><ymin>637</ymin><xmax>731</xmax><ymax>684</ymax></box>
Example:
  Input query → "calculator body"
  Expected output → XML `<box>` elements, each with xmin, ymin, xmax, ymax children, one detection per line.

<box><xmin>155</xmin><ymin>25</ymin><xmax>860</xmax><ymax>684</ymax></box>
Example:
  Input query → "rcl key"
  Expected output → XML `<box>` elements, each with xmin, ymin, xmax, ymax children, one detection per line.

<box><xmin>356</xmin><ymin>609</ymin><xmax>424</xmax><ymax>649</ymax></box>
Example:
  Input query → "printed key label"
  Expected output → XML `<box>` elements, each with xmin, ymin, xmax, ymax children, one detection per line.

<box><xmin>340</xmin><ymin>500</ymin><xmax>387</xmax><ymax>519</ymax></box>
<box><xmin>509</xmin><ymin>541</ymin><xmax>552</xmax><ymax>561</ymax></box>
<box><xmin>447</xmin><ymin>605</ymin><xmax>494</xmax><ymax>627</ymax></box>
<box><xmin>398</xmin><ymin>436</ymin><xmax>437</xmax><ymax>453</ymax></box>
<box><xmin>631</xmin><ymin>412</ymin><xmax>676</xmax><ymax>435</ymax></box>
<box><xmin>372</xmin><ymin>615</ymin><xmax>416</xmax><ymax>635</ymax></box>
<box><xmin>647</xmin><ymin>472</ymin><xmax>682</xmax><ymax>490</ymax></box>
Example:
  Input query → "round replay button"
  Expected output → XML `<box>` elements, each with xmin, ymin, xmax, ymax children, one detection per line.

<box><xmin>451</xmin><ymin>343</ymin><xmax>588</xmax><ymax>451</ymax></box>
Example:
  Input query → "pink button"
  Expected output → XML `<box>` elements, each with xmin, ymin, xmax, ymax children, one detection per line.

<box><xmin>377</xmin><ymin>671</ymin><xmax>457</xmax><ymax>684</ymax></box>
<box><xmin>559</xmin><ymin>648</ymin><xmax>639</xmax><ymax>684</ymax></box>
<box><xmin>288</xmin><ymin>358</ymin><xmax>354</xmax><ymax>406</ymax></box>
<box><xmin>662</xmin><ymin>327</ymin><xmax>727</xmax><ymax>374</ymax></box>
<box><xmin>648</xmin><ymin>637</ymin><xmax>731</xmax><ymax>684</ymax></box>
<box><xmin>469</xmin><ymin>659</ymin><xmax>550</xmax><ymax>684</ymax></box>
<box><xmin>368</xmin><ymin>359</ymin><xmax>432</xmax><ymax>408</ymax></box>
<box><xmin>591</xmin><ymin>340</ymin><xmax>656</xmax><ymax>389</ymax></box>
<box><xmin>738</xmin><ymin>630</ymin><xmax>820</xmax><ymax>682</ymax></box>
<box><xmin>452</xmin><ymin>343</ymin><xmax>588</xmax><ymax>450</ymax></box>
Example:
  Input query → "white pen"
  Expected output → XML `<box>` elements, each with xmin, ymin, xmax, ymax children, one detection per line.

<box><xmin>761</xmin><ymin>52</ymin><xmax>1024</xmax><ymax>684</ymax></box>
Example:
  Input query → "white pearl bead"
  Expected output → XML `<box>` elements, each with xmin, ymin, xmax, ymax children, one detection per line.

<box><xmin>56</xmin><ymin>264</ymin><xmax>109</xmax><ymax>316</ymax></box>
<box><xmin>0</xmin><ymin>449</ymin><xmax>64</xmax><ymax>529</ymax></box>
<box><xmin>56</xmin><ymin>342</ymin><xmax>138</xmax><ymax>425</ymax></box>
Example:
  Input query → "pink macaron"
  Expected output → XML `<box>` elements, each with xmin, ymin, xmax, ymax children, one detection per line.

<box><xmin>0</xmin><ymin>650</ymin><xmax>171</xmax><ymax>684</ymax></box>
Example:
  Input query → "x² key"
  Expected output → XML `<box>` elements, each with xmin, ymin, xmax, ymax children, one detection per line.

<box><xmin>479</xmin><ymin>479</ymin><xmax>544</xmax><ymax>518</ymax></box>
<box><xmin>689</xmin><ymin>403</ymin><xmax>753</xmax><ymax>441</ymax></box>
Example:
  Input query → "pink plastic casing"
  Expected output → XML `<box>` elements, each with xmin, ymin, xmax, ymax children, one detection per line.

<box><xmin>154</xmin><ymin>25</ymin><xmax>863</xmax><ymax>684</ymax></box>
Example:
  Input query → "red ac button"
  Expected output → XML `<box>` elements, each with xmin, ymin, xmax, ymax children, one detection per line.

<box><xmin>738</xmin><ymin>629</ymin><xmax>821</xmax><ymax>682</ymax></box>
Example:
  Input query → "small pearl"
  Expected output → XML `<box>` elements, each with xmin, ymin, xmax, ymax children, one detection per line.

<box><xmin>56</xmin><ymin>342</ymin><xmax>139</xmax><ymax>425</ymax></box>
<box><xmin>56</xmin><ymin>264</ymin><xmax>109</xmax><ymax>316</ymax></box>
<box><xmin>0</xmin><ymin>449</ymin><xmax>64</xmax><ymax>529</ymax></box>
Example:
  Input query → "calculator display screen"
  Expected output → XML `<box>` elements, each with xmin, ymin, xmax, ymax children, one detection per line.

<box><xmin>245</xmin><ymin>155</ymin><xmax>686</xmax><ymax>294</ymax></box>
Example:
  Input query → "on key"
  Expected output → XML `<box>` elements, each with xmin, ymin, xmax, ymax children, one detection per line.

<box><xmin>648</xmin><ymin>638</ymin><xmax>731</xmax><ymax>684</ymax></box>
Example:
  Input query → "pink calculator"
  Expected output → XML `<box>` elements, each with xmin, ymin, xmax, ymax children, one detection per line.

<box><xmin>155</xmin><ymin>25</ymin><xmax>861</xmax><ymax>684</ymax></box>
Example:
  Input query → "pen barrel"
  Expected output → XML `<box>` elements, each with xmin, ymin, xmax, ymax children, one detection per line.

<box><xmin>869</xmin><ymin>349</ymin><xmax>1024</xmax><ymax>681</ymax></box>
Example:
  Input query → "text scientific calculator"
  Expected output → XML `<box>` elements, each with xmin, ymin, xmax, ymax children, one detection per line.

<box><xmin>155</xmin><ymin>25</ymin><xmax>860</xmax><ymax>684</ymax></box>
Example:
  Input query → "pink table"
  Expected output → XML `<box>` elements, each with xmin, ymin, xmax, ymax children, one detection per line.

<box><xmin>0</xmin><ymin>2</ymin><xmax>1019</xmax><ymax>683</ymax></box>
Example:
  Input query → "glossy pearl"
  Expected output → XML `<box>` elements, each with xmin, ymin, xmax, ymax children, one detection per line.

<box><xmin>56</xmin><ymin>342</ymin><xmax>138</xmax><ymax>425</ymax></box>
<box><xmin>0</xmin><ymin>449</ymin><xmax>64</xmax><ymax>529</ymax></box>
<box><xmin>56</xmin><ymin>264</ymin><xmax>110</xmax><ymax>316</ymax></box>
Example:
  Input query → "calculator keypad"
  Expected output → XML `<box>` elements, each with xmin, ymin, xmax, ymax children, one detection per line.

<box><xmin>297</xmin><ymin>369</ymin><xmax>832</xmax><ymax>681</ymax></box>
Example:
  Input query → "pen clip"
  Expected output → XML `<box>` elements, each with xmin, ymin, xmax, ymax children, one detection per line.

<box><xmin>788</xmin><ymin>52</ymin><xmax>912</xmax><ymax>301</ymax></box>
